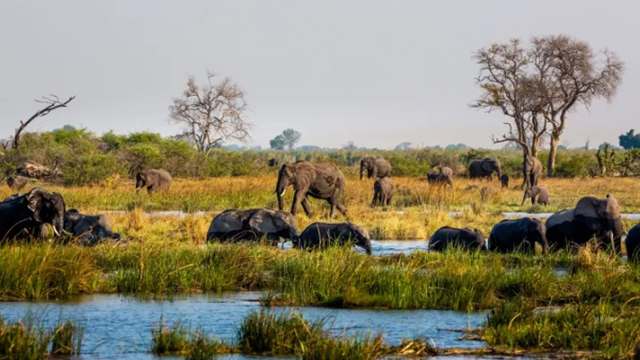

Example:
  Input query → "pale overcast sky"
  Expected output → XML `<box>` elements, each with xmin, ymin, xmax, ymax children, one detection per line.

<box><xmin>0</xmin><ymin>1</ymin><xmax>637</xmax><ymax>149</ymax></box>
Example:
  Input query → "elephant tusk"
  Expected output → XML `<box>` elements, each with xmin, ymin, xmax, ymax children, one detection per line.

<box><xmin>280</xmin><ymin>189</ymin><xmax>287</xmax><ymax>197</ymax></box>
<box><xmin>52</xmin><ymin>226</ymin><xmax>60</xmax><ymax>237</ymax></box>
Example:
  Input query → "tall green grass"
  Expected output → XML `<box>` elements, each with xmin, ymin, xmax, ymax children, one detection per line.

<box><xmin>0</xmin><ymin>317</ymin><xmax>82</xmax><ymax>358</ymax></box>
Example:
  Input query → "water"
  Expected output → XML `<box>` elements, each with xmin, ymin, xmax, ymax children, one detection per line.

<box><xmin>0</xmin><ymin>292</ymin><xmax>490</xmax><ymax>359</ymax></box>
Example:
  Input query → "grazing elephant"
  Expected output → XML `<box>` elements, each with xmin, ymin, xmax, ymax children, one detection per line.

<box><xmin>427</xmin><ymin>167</ymin><xmax>453</xmax><ymax>187</ymax></box>
<box><xmin>625</xmin><ymin>224</ymin><xmax>640</xmax><ymax>263</ymax></box>
<box><xmin>522</xmin><ymin>186</ymin><xmax>550</xmax><ymax>206</ymax></box>
<box><xmin>500</xmin><ymin>174</ymin><xmax>509</xmax><ymax>188</ymax></box>
<box><xmin>360</xmin><ymin>157</ymin><xmax>392</xmax><ymax>179</ymax></box>
<box><xmin>523</xmin><ymin>155</ymin><xmax>543</xmax><ymax>190</ymax></box>
<box><xmin>206</xmin><ymin>208</ymin><xmax>298</xmax><ymax>244</ymax></box>
<box><xmin>428</xmin><ymin>226</ymin><xmax>485</xmax><ymax>251</ymax></box>
<box><xmin>372</xmin><ymin>177</ymin><xmax>393</xmax><ymax>207</ymax></box>
<box><xmin>0</xmin><ymin>188</ymin><xmax>65</xmax><ymax>242</ymax></box>
<box><xmin>295</xmin><ymin>222</ymin><xmax>371</xmax><ymax>254</ymax></box>
<box><xmin>488</xmin><ymin>217</ymin><xmax>548</xmax><ymax>254</ymax></box>
<box><xmin>63</xmin><ymin>209</ymin><xmax>121</xmax><ymax>246</ymax></box>
<box><xmin>468</xmin><ymin>158</ymin><xmax>502</xmax><ymax>179</ymax></box>
<box><xmin>545</xmin><ymin>194</ymin><xmax>624</xmax><ymax>253</ymax></box>
<box><xmin>276</xmin><ymin>161</ymin><xmax>347</xmax><ymax>217</ymax></box>
<box><xmin>135</xmin><ymin>169</ymin><xmax>172</xmax><ymax>193</ymax></box>
<box><xmin>6</xmin><ymin>175</ymin><xmax>28</xmax><ymax>191</ymax></box>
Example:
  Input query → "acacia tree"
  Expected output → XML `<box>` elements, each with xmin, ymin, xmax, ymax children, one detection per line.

<box><xmin>170</xmin><ymin>72</ymin><xmax>249</xmax><ymax>152</ymax></box>
<box><xmin>531</xmin><ymin>35</ymin><xmax>623</xmax><ymax>176</ymax></box>
<box><xmin>10</xmin><ymin>95</ymin><xmax>75</xmax><ymax>150</ymax></box>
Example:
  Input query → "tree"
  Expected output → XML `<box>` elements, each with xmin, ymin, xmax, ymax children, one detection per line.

<box><xmin>531</xmin><ymin>35</ymin><xmax>623</xmax><ymax>176</ymax></box>
<box><xmin>10</xmin><ymin>95</ymin><xmax>75</xmax><ymax>150</ymax></box>
<box><xmin>269</xmin><ymin>134</ymin><xmax>286</xmax><ymax>150</ymax></box>
<box><xmin>619</xmin><ymin>129</ymin><xmax>640</xmax><ymax>149</ymax></box>
<box><xmin>281</xmin><ymin>129</ymin><xmax>301</xmax><ymax>150</ymax></box>
<box><xmin>170</xmin><ymin>72</ymin><xmax>249</xmax><ymax>153</ymax></box>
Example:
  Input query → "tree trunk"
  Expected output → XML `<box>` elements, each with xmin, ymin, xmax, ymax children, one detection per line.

<box><xmin>547</xmin><ymin>135</ymin><xmax>559</xmax><ymax>177</ymax></box>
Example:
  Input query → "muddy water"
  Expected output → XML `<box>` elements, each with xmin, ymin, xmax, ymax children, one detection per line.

<box><xmin>0</xmin><ymin>292</ymin><xmax>511</xmax><ymax>359</ymax></box>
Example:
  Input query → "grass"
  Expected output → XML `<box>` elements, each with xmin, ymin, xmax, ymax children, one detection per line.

<box><xmin>151</xmin><ymin>319</ymin><xmax>232</xmax><ymax>358</ymax></box>
<box><xmin>0</xmin><ymin>317</ymin><xmax>82</xmax><ymax>358</ymax></box>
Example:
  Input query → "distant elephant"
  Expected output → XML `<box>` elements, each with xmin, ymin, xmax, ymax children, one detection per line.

<box><xmin>372</xmin><ymin>177</ymin><xmax>393</xmax><ymax>207</ymax></box>
<box><xmin>468</xmin><ymin>158</ymin><xmax>501</xmax><ymax>179</ymax></box>
<box><xmin>427</xmin><ymin>166</ymin><xmax>453</xmax><ymax>187</ymax></box>
<box><xmin>63</xmin><ymin>209</ymin><xmax>121</xmax><ymax>246</ymax></box>
<box><xmin>6</xmin><ymin>175</ymin><xmax>28</xmax><ymax>191</ymax></box>
<box><xmin>488</xmin><ymin>217</ymin><xmax>548</xmax><ymax>254</ymax></box>
<box><xmin>276</xmin><ymin>161</ymin><xmax>347</xmax><ymax>217</ymax></box>
<box><xmin>545</xmin><ymin>194</ymin><xmax>624</xmax><ymax>253</ymax></box>
<box><xmin>360</xmin><ymin>157</ymin><xmax>392</xmax><ymax>179</ymax></box>
<box><xmin>135</xmin><ymin>169</ymin><xmax>172</xmax><ymax>193</ymax></box>
<box><xmin>206</xmin><ymin>208</ymin><xmax>298</xmax><ymax>244</ymax></box>
<box><xmin>0</xmin><ymin>188</ymin><xmax>66</xmax><ymax>242</ymax></box>
<box><xmin>268</xmin><ymin>158</ymin><xmax>279</xmax><ymax>167</ymax></box>
<box><xmin>500</xmin><ymin>174</ymin><xmax>509</xmax><ymax>188</ymax></box>
<box><xmin>523</xmin><ymin>155</ymin><xmax>543</xmax><ymax>190</ymax></box>
<box><xmin>522</xmin><ymin>186</ymin><xmax>549</xmax><ymax>206</ymax></box>
<box><xmin>625</xmin><ymin>224</ymin><xmax>640</xmax><ymax>263</ymax></box>
<box><xmin>428</xmin><ymin>226</ymin><xmax>485</xmax><ymax>251</ymax></box>
<box><xmin>295</xmin><ymin>222</ymin><xmax>371</xmax><ymax>254</ymax></box>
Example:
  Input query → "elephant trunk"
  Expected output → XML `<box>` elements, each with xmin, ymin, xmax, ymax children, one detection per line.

<box><xmin>359</xmin><ymin>161</ymin><xmax>365</xmax><ymax>180</ymax></box>
<box><xmin>275</xmin><ymin>175</ymin><xmax>288</xmax><ymax>211</ymax></box>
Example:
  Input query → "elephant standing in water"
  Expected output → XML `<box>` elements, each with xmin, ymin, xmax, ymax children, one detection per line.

<box><xmin>295</xmin><ymin>222</ymin><xmax>372</xmax><ymax>254</ymax></box>
<box><xmin>135</xmin><ymin>169</ymin><xmax>172</xmax><ymax>193</ymax></box>
<box><xmin>488</xmin><ymin>217</ymin><xmax>548</xmax><ymax>254</ymax></box>
<box><xmin>63</xmin><ymin>209</ymin><xmax>121</xmax><ymax>246</ymax></box>
<box><xmin>545</xmin><ymin>194</ymin><xmax>624</xmax><ymax>253</ymax></box>
<box><xmin>360</xmin><ymin>157</ymin><xmax>392</xmax><ymax>179</ymax></box>
<box><xmin>468</xmin><ymin>158</ymin><xmax>501</xmax><ymax>180</ymax></box>
<box><xmin>276</xmin><ymin>161</ymin><xmax>347</xmax><ymax>218</ymax></box>
<box><xmin>0</xmin><ymin>188</ymin><xmax>66</xmax><ymax>242</ymax></box>
<box><xmin>428</xmin><ymin>226</ymin><xmax>485</xmax><ymax>251</ymax></box>
<box><xmin>207</xmin><ymin>208</ymin><xmax>298</xmax><ymax>244</ymax></box>
<box><xmin>372</xmin><ymin>177</ymin><xmax>393</xmax><ymax>207</ymax></box>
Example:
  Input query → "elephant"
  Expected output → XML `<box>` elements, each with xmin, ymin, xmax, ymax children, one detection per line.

<box><xmin>6</xmin><ymin>175</ymin><xmax>28</xmax><ymax>191</ymax></box>
<box><xmin>545</xmin><ymin>194</ymin><xmax>624</xmax><ymax>253</ymax></box>
<box><xmin>372</xmin><ymin>177</ymin><xmax>393</xmax><ymax>207</ymax></box>
<box><xmin>625</xmin><ymin>224</ymin><xmax>640</xmax><ymax>263</ymax></box>
<box><xmin>0</xmin><ymin>187</ymin><xmax>66</xmax><ymax>242</ymax></box>
<box><xmin>63</xmin><ymin>209</ymin><xmax>121</xmax><ymax>246</ymax></box>
<box><xmin>294</xmin><ymin>222</ymin><xmax>371</xmax><ymax>254</ymax></box>
<box><xmin>268</xmin><ymin>158</ymin><xmax>279</xmax><ymax>167</ymax></box>
<box><xmin>360</xmin><ymin>157</ymin><xmax>392</xmax><ymax>179</ymax></box>
<box><xmin>428</xmin><ymin>226</ymin><xmax>485</xmax><ymax>251</ymax></box>
<box><xmin>135</xmin><ymin>169</ymin><xmax>172</xmax><ymax>193</ymax></box>
<box><xmin>276</xmin><ymin>161</ymin><xmax>347</xmax><ymax>217</ymax></box>
<box><xmin>488</xmin><ymin>217</ymin><xmax>548</xmax><ymax>254</ymax></box>
<box><xmin>206</xmin><ymin>208</ymin><xmax>298</xmax><ymax>244</ymax></box>
<box><xmin>522</xmin><ymin>155</ymin><xmax>543</xmax><ymax>190</ymax></box>
<box><xmin>427</xmin><ymin>167</ymin><xmax>453</xmax><ymax>187</ymax></box>
<box><xmin>468</xmin><ymin>158</ymin><xmax>502</xmax><ymax>180</ymax></box>
<box><xmin>500</xmin><ymin>174</ymin><xmax>509</xmax><ymax>188</ymax></box>
<box><xmin>522</xmin><ymin>186</ymin><xmax>550</xmax><ymax>206</ymax></box>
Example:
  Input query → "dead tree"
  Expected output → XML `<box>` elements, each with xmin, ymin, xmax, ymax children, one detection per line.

<box><xmin>170</xmin><ymin>72</ymin><xmax>250</xmax><ymax>152</ymax></box>
<box><xmin>12</xmin><ymin>95</ymin><xmax>76</xmax><ymax>149</ymax></box>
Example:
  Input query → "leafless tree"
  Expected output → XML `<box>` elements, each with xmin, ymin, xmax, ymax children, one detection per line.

<box><xmin>170</xmin><ymin>72</ymin><xmax>250</xmax><ymax>152</ymax></box>
<box><xmin>11</xmin><ymin>95</ymin><xmax>75</xmax><ymax>150</ymax></box>
<box><xmin>531</xmin><ymin>35</ymin><xmax>623</xmax><ymax>176</ymax></box>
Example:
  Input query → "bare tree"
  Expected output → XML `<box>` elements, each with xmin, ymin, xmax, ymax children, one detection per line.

<box><xmin>531</xmin><ymin>35</ymin><xmax>623</xmax><ymax>176</ymax></box>
<box><xmin>170</xmin><ymin>72</ymin><xmax>249</xmax><ymax>152</ymax></box>
<box><xmin>473</xmin><ymin>40</ymin><xmax>547</xmax><ymax>188</ymax></box>
<box><xmin>11</xmin><ymin>95</ymin><xmax>75</xmax><ymax>150</ymax></box>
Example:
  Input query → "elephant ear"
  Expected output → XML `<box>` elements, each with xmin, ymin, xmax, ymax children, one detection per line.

<box><xmin>26</xmin><ymin>188</ymin><xmax>45</xmax><ymax>221</ymax></box>
<box><xmin>248</xmin><ymin>210</ymin><xmax>280</xmax><ymax>234</ymax></box>
<box><xmin>605</xmin><ymin>194</ymin><xmax>621</xmax><ymax>219</ymax></box>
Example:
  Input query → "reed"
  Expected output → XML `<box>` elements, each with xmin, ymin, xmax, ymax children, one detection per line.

<box><xmin>0</xmin><ymin>317</ymin><xmax>82</xmax><ymax>358</ymax></box>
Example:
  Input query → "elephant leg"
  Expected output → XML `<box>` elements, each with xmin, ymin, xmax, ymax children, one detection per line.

<box><xmin>301</xmin><ymin>197</ymin><xmax>313</xmax><ymax>217</ymax></box>
<box><xmin>334</xmin><ymin>198</ymin><xmax>348</xmax><ymax>217</ymax></box>
<box><xmin>291</xmin><ymin>190</ymin><xmax>305</xmax><ymax>215</ymax></box>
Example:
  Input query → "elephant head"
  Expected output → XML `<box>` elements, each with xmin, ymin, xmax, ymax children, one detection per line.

<box><xmin>345</xmin><ymin>223</ymin><xmax>372</xmax><ymax>255</ymax></box>
<box><xmin>276</xmin><ymin>164</ymin><xmax>296</xmax><ymax>211</ymax></box>
<box><xmin>526</xmin><ymin>218</ymin><xmax>548</xmax><ymax>254</ymax></box>
<box><xmin>248</xmin><ymin>209</ymin><xmax>298</xmax><ymax>243</ymax></box>
<box><xmin>26</xmin><ymin>188</ymin><xmax>66</xmax><ymax>237</ymax></box>
<box><xmin>360</xmin><ymin>157</ymin><xmax>376</xmax><ymax>180</ymax></box>
<box><xmin>575</xmin><ymin>194</ymin><xmax>624</xmax><ymax>245</ymax></box>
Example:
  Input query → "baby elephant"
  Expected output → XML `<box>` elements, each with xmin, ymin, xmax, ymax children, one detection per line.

<box><xmin>372</xmin><ymin>177</ymin><xmax>393</xmax><ymax>207</ymax></box>
<box><xmin>428</xmin><ymin>226</ymin><xmax>486</xmax><ymax>251</ymax></box>
<box><xmin>64</xmin><ymin>209</ymin><xmax>121</xmax><ymax>246</ymax></box>
<box><xmin>488</xmin><ymin>217</ymin><xmax>548</xmax><ymax>254</ymax></box>
<box><xmin>295</xmin><ymin>222</ymin><xmax>372</xmax><ymax>254</ymax></box>
<box><xmin>500</xmin><ymin>174</ymin><xmax>509</xmax><ymax>188</ymax></box>
<box><xmin>522</xmin><ymin>186</ymin><xmax>549</xmax><ymax>205</ymax></box>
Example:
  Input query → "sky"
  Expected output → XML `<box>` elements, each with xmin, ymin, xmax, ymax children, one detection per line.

<box><xmin>0</xmin><ymin>1</ymin><xmax>638</xmax><ymax>149</ymax></box>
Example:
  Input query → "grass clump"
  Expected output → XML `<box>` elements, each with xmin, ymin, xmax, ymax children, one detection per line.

<box><xmin>0</xmin><ymin>317</ymin><xmax>82</xmax><ymax>358</ymax></box>
<box><xmin>151</xmin><ymin>319</ymin><xmax>231</xmax><ymax>358</ymax></box>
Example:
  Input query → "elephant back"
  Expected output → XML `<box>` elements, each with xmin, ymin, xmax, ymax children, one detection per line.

<box><xmin>546</xmin><ymin>209</ymin><xmax>575</xmax><ymax>229</ymax></box>
<box><xmin>248</xmin><ymin>209</ymin><xmax>297</xmax><ymax>234</ymax></box>
<box><xmin>208</xmin><ymin>210</ymin><xmax>245</xmax><ymax>237</ymax></box>
<box><xmin>575</xmin><ymin>195</ymin><xmax>620</xmax><ymax>220</ymax></box>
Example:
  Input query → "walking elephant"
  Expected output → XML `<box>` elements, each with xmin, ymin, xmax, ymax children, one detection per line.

<box><xmin>63</xmin><ymin>209</ymin><xmax>121</xmax><ymax>246</ymax></box>
<box><xmin>488</xmin><ymin>217</ymin><xmax>548</xmax><ymax>254</ymax></box>
<box><xmin>468</xmin><ymin>158</ymin><xmax>501</xmax><ymax>179</ymax></box>
<box><xmin>135</xmin><ymin>169</ymin><xmax>172</xmax><ymax>193</ymax></box>
<box><xmin>276</xmin><ymin>161</ymin><xmax>347</xmax><ymax>217</ymax></box>
<box><xmin>522</xmin><ymin>186</ymin><xmax>550</xmax><ymax>206</ymax></box>
<box><xmin>372</xmin><ymin>177</ymin><xmax>393</xmax><ymax>207</ymax></box>
<box><xmin>206</xmin><ymin>208</ymin><xmax>298</xmax><ymax>244</ymax></box>
<box><xmin>360</xmin><ymin>157</ymin><xmax>392</xmax><ymax>179</ymax></box>
<box><xmin>625</xmin><ymin>224</ymin><xmax>640</xmax><ymax>263</ymax></box>
<box><xmin>0</xmin><ymin>188</ymin><xmax>66</xmax><ymax>242</ymax></box>
<box><xmin>428</xmin><ymin>226</ymin><xmax>485</xmax><ymax>251</ymax></box>
<box><xmin>545</xmin><ymin>194</ymin><xmax>624</xmax><ymax>253</ymax></box>
<box><xmin>295</xmin><ymin>222</ymin><xmax>372</xmax><ymax>254</ymax></box>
